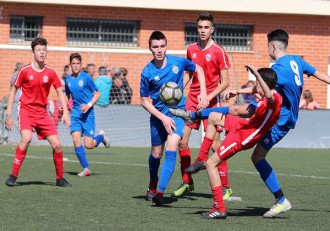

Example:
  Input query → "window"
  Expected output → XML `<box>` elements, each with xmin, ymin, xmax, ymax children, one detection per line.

<box><xmin>185</xmin><ymin>23</ymin><xmax>253</xmax><ymax>51</ymax></box>
<box><xmin>67</xmin><ymin>18</ymin><xmax>139</xmax><ymax>47</ymax></box>
<box><xmin>10</xmin><ymin>15</ymin><xmax>43</xmax><ymax>43</ymax></box>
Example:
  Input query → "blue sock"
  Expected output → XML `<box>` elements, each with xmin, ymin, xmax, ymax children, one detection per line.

<box><xmin>148</xmin><ymin>153</ymin><xmax>161</xmax><ymax>183</ymax></box>
<box><xmin>193</xmin><ymin>106</ymin><xmax>230</xmax><ymax>119</ymax></box>
<box><xmin>75</xmin><ymin>145</ymin><xmax>89</xmax><ymax>168</ymax></box>
<box><xmin>157</xmin><ymin>150</ymin><xmax>176</xmax><ymax>193</ymax></box>
<box><xmin>255</xmin><ymin>159</ymin><xmax>284</xmax><ymax>202</ymax></box>
<box><xmin>94</xmin><ymin>134</ymin><xmax>104</xmax><ymax>147</ymax></box>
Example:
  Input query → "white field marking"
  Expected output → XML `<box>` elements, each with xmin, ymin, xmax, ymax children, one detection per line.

<box><xmin>0</xmin><ymin>153</ymin><xmax>329</xmax><ymax>180</ymax></box>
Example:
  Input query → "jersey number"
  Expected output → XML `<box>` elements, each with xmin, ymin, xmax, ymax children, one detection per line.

<box><xmin>290</xmin><ymin>60</ymin><xmax>301</xmax><ymax>86</ymax></box>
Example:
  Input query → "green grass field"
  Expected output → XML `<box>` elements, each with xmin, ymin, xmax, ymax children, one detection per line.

<box><xmin>0</xmin><ymin>145</ymin><xmax>329</xmax><ymax>231</ymax></box>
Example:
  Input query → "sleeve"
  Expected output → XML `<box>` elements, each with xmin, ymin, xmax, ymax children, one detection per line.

<box><xmin>140</xmin><ymin>71</ymin><xmax>150</xmax><ymax>97</ymax></box>
<box><xmin>52</xmin><ymin>70</ymin><xmax>63</xmax><ymax>89</ymax></box>
<box><xmin>302</xmin><ymin>60</ymin><xmax>316</xmax><ymax>76</ymax></box>
<box><xmin>14</xmin><ymin>69</ymin><xmax>25</xmax><ymax>88</ymax></box>
<box><xmin>217</xmin><ymin>48</ymin><xmax>231</xmax><ymax>70</ymax></box>
<box><xmin>64</xmin><ymin>79</ymin><xmax>71</xmax><ymax>96</ymax></box>
<box><xmin>87</xmin><ymin>75</ymin><xmax>98</xmax><ymax>91</ymax></box>
<box><xmin>183</xmin><ymin>58</ymin><xmax>197</xmax><ymax>73</ymax></box>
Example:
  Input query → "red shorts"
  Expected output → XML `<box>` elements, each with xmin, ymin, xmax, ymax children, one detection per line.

<box><xmin>216</xmin><ymin>115</ymin><xmax>246</xmax><ymax>161</ymax></box>
<box><xmin>185</xmin><ymin>96</ymin><xmax>223</xmax><ymax>132</ymax></box>
<box><xmin>18</xmin><ymin>109</ymin><xmax>58</xmax><ymax>140</ymax></box>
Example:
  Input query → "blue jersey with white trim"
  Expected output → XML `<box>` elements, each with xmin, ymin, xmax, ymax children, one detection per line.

<box><xmin>65</xmin><ymin>71</ymin><xmax>98</xmax><ymax>118</ymax></box>
<box><xmin>140</xmin><ymin>55</ymin><xmax>196</xmax><ymax>115</ymax></box>
<box><xmin>271</xmin><ymin>55</ymin><xmax>316</xmax><ymax>128</ymax></box>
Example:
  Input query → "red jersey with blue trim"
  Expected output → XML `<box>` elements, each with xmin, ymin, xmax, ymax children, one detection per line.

<box><xmin>237</xmin><ymin>92</ymin><xmax>282</xmax><ymax>149</ymax></box>
<box><xmin>187</xmin><ymin>41</ymin><xmax>231</xmax><ymax>103</ymax></box>
<box><xmin>14</xmin><ymin>63</ymin><xmax>62</xmax><ymax>115</ymax></box>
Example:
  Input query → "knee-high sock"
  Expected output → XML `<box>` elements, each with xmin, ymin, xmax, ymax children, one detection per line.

<box><xmin>148</xmin><ymin>153</ymin><xmax>161</xmax><ymax>184</ymax></box>
<box><xmin>212</xmin><ymin>186</ymin><xmax>226</xmax><ymax>212</ymax></box>
<box><xmin>218</xmin><ymin>160</ymin><xmax>230</xmax><ymax>188</ymax></box>
<box><xmin>179</xmin><ymin>147</ymin><xmax>193</xmax><ymax>184</ymax></box>
<box><xmin>255</xmin><ymin>159</ymin><xmax>284</xmax><ymax>201</ymax></box>
<box><xmin>157</xmin><ymin>150</ymin><xmax>176</xmax><ymax>193</ymax></box>
<box><xmin>197</xmin><ymin>136</ymin><xmax>213</xmax><ymax>162</ymax></box>
<box><xmin>53</xmin><ymin>150</ymin><xmax>64</xmax><ymax>180</ymax></box>
<box><xmin>75</xmin><ymin>145</ymin><xmax>89</xmax><ymax>169</ymax></box>
<box><xmin>193</xmin><ymin>107</ymin><xmax>230</xmax><ymax>120</ymax></box>
<box><xmin>94</xmin><ymin>134</ymin><xmax>104</xmax><ymax>147</ymax></box>
<box><xmin>11</xmin><ymin>146</ymin><xmax>27</xmax><ymax>177</ymax></box>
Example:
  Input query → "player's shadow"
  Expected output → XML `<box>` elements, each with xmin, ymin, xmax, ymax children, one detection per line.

<box><xmin>14</xmin><ymin>181</ymin><xmax>54</xmax><ymax>186</ymax></box>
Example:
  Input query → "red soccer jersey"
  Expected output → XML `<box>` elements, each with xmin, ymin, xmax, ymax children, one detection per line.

<box><xmin>187</xmin><ymin>41</ymin><xmax>231</xmax><ymax>103</ymax></box>
<box><xmin>237</xmin><ymin>92</ymin><xmax>282</xmax><ymax>149</ymax></box>
<box><xmin>14</xmin><ymin>63</ymin><xmax>62</xmax><ymax>115</ymax></box>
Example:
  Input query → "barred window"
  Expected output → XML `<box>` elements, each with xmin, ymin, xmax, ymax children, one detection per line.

<box><xmin>185</xmin><ymin>23</ymin><xmax>253</xmax><ymax>51</ymax></box>
<box><xmin>10</xmin><ymin>15</ymin><xmax>43</xmax><ymax>43</ymax></box>
<box><xmin>67</xmin><ymin>18</ymin><xmax>139</xmax><ymax>47</ymax></box>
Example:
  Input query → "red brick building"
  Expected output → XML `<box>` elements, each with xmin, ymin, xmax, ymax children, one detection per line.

<box><xmin>1</xmin><ymin>0</ymin><xmax>330</xmax><ymax>107</ymax></box>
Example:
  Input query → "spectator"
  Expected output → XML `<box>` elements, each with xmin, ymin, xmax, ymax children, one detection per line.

<box><xmin>241</xmin><ymin>80</ymin><xmax>257</xmax><ymax>103</ymax></box>
<box><xmin>299</xmin><ymin>89</ymin><xmax>320</xmax><ymax>110</ymax></box>
<box><xmin>119</xmin><ymin>67</ymin><xmax>133</xmax><ymax>104</ymax></box>
<box><xmin>110</xmin><ymin>70</ymin><xmax>132</xmax><ymax>104</ymax></box>
<box><xmin>86</xmin><ymin>63</ymin><xmax>96</xmax><ymax>79</ymax></box>
<box><xmin>106</xmin><ymin>66</ymin><xmax>115</xmax><ymax>78</ymax></box>
<box><xmin>10</xmin><ymin>62</ymin><xmax>24</xmax><ymax>102</ymax></box>
<box><xmin>94</xmin><ymin>66</ymin><xmax>112</xmax><ymax>106</ymax></box>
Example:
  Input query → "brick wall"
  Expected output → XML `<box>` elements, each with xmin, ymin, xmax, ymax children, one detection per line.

<box><xmin>0</xmin><ymin>3</ymin><xmax>329</xmax><ymax>106</ymax></box>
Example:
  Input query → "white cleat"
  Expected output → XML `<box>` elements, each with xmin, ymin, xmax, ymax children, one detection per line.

<box><xmin>99</xmin><ymin>130</ymin><xmax>111</xmax><ymax>148</ymax></box>
<box><xmin>78</xmin><ymin>168</ymin><xmax>91</xmax><ymax>177</ymax></box>
<box><xmin>263</xmin><ymin>198</ymin><xmax>292</xmax><ymax>218</ymax></box>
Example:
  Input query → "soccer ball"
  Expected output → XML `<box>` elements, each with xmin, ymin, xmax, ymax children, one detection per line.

<box><xmin>159</xmin><ymin>82</ymin><xmax>183</xmax><ymax>106</ymax></box>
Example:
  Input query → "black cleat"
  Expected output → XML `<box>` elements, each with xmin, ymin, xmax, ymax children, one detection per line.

<box><xmin>5</xmin><ymin>175</ymin><xmax>17</xmax><ymax>187</ymax></box>
<box><xmin>184</xmin><ymin>160</ymin><xmax>206</xmax><ymax>174</ymax></box>
<box><xmin>201</xmin><ymin>207</ymin><xmax>227</xmax><ymax>219</ymax></box>
<box><xmin>56</xmin><ymin>178</ymin><xmax>72</xmax><ymax>187</ymax></box>
<box><xmin>152</xmin><ymin>193</ymin><xmax>163</xmax><ymax>206</ymax></box>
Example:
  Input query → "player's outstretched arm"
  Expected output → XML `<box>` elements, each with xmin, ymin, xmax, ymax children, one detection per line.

<box><xmin>5</xmin><ymin>85</ymin><xmax>17</xmax><ymax>131</ymax></box>
<box><xmin>140</xmin><ymin>96</ymin><xmax>176</xmax><ymax>134</ymax></box>
<box><xmin>194</xmin><ymin>64</ymin><xmax>208</xmax><ymax>110</ymax></box>
<box><xmin>312</xmin><ymin>70</ymin><xmax>330</xmax><ymax>84</ymax></box>
<box><xmin>56</xmin><ymin>87</ymin><xmax>71</xmax><ymax>128</ymax></box>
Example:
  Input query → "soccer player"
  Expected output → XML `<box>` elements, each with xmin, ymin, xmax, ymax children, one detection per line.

<box><xmin>5</xmin><ymin>37</ymin><xmax>71</xmax><ymax>187</ymax></box>
<box><xmin>65</xmin><ymin>53</ymin><xmax>110</xmax><ymax>177</ymax></box>
<box><xmin>172</xmin><ymin>11</ymin><xmax>232</xmax><ymax>199</ymax></box>
<box><xmin>140</xmin><ymin>31</ymin><xmax>208</xmax><ymax>206</ymax></box>
<box><xmin>225</xmin><ymin>29</ymin><xmax>330</xmax><ymax>218</ymax></box>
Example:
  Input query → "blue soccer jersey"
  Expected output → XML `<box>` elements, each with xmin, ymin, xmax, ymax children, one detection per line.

<box><xmin>271</xmin><ymin>55</ymin><xmax>316</xmax><ymax>128</ymax></box>
<box><xmin>65</xmin><ymin>71</ymin><xmax>98</xmax><ymax>118</ymax></box>
<box><xmin>140</xmin><ymin>55</ymin><xmax>196</xmax><ymax>116</ymax></box>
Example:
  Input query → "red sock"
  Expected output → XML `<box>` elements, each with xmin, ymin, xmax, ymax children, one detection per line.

<box><xmin>53</xmin><ymin>150</ymin><xmax>64</xmax><ymax>180</ymax></box>
<box><xmin>197</xmin><ymin>136</ymin><xmax>213</xmax><ymax>162</ymax></box>
<box><xmin>11</xmin><ymin>146</ymin><xmax>27</xmax><ymax>177</ymax></box>
<box><xmin>211</xmin><ymin>186</ymin><xmax>226</xmax><ymax>212</ymax></box>
<box><xmin>218</xmin><ymin>160</ymin><xmax>230</xmax><ymax>188</ymax></box>
<box><xmin>179</xmin><ymin>147</ymin><xmax>193</xmax><ymax>184</ymax></box>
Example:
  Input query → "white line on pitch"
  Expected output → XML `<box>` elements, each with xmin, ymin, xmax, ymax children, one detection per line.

<box><xmin>0</xmin><ymin>153</ymin><xmax>329</xmax><ymax>180</ymax></box>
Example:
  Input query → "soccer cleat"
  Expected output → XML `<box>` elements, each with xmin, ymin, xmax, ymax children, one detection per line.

<box><xmin>146</xmin><ymin>180</ymin><xmax>158</xmax><ymax>201</ymax></box>
<box><xmin>169</xmin><ymin>108</ymin><xmax>194</xmax><ymax>124</ymax></box>
<box><xmin>222</xmin><ymin>187</ymin><xmax>233</xmax><ymax>200</ymax></box>
<box><xmin>56</xmin><ymin>178</ymin><xmax>72</xmax><ymax>187</ymax></box>
<box><xmin>171</xmin><ymin>182</ymin><xmax>194</xmax><ymax>197</ymax></box>
<box><xmin>263</xmin><ymin>198</ymin><xmax>292</xmax><ymax>218</ymax></box>
<box><xmin>184</xmin><ymin>160</ymin><xmax>206</xmax><ymax>174</ymax></box>
<box><xmin>78</xmin><ymin>168</ymin><xmax>91</xmax><ymax>177</ymax></box>
<box><xmin>201</xmin><ymin>205</ymin><xmax>227</xmax><ymax>219</ymax></box>
<box><xmin>99</xmin><ymin>130</ymin><xmax>111</xmax><ymax>148</ymax></box>
<box><xmin>5</xmin><ymin>175</ymin><xmax>17</xmax><ymax>187</ymax></box>
<box><xmin>152</xmin><ymin>192</ymin><xmax>163</xmax><ymax>206</ymax></box>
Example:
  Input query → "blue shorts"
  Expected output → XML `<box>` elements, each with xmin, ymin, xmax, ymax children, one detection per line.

<box><xmin>150</xmin><ymin>115</ymin><xmax>185</xmax><ymax>146</ymax></box>
<box><xmin>259</xmin><ymin>123</ymin><xmax>291</xmax><ymax>151</ymax></box>
<box><xmin>70</xmin><ymin>116</ymin><xmax>95</xmax><ymax>138</ymax></box>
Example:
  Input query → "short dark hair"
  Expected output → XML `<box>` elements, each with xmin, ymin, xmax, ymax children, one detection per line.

<box><xmin>64</xmin><ymin>64</ymin><xmax>70</xmax><ymax>72</ymax></box>
<box><xmin>267</xmin><ymin>29</ymin><xmax>289</xmax><ymax>49</ymax></box>
<box><xmin>148</xmin><ymin>31</ymin><xmax>167</xmax><ymax>47</ymax></box>
<box><xmin>197</xmin><ymin>11</ymin><xmax>214</xmax><ymax>25</ymax></box>
<box><xmin>120</xmin><ymin>67</ymin><xmax>127</xmax><ymax>76</ymax></box>
<box><xmin>98</xmin><ymin>66</ymin><xmax>107</xmax><ymax>75</ymax></box>
<box><xmin>69</xmin><ymin>53</ymin><xmax>82</xmax><ymax>63</ymax></box>
<box><xmin>257</xmin><ymin>68</ymin><xmax>278</xmax><ymax>90</ymax></box>
<box><xmin>31</xmin><ymin>37</ymin><xmax>47</xmax><ymax>51</ymax></box>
